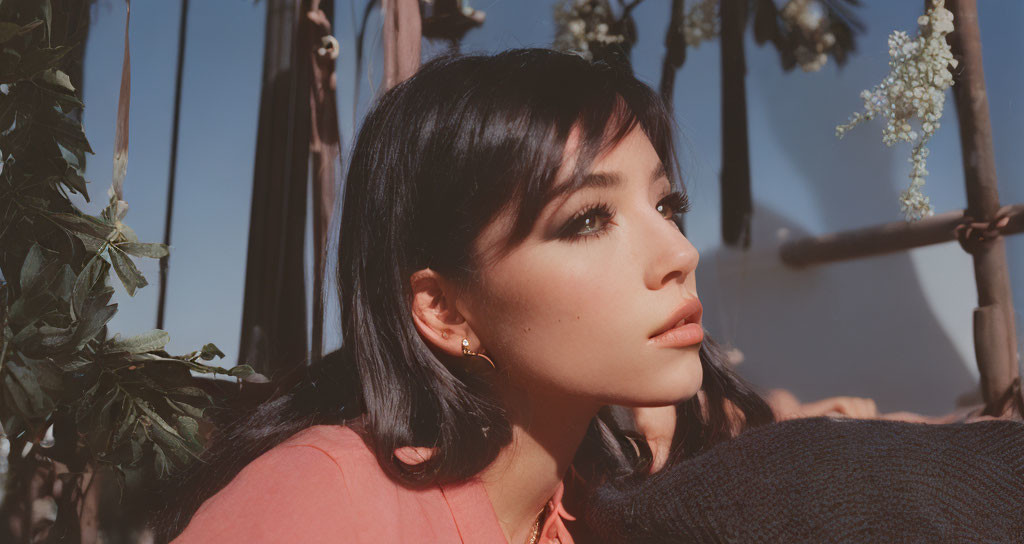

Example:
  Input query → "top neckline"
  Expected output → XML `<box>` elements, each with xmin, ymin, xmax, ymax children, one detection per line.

<box><xmin>439</xmin><ymin>475</ymin><xmax>576</xmax><ymax>544</ymax></box>
<box><xmin>346</xmin><ymin>417</ymin><xmax>577</xmax><ymax>543</ymax></box>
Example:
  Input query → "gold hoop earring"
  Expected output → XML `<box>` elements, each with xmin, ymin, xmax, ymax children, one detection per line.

<box><xmin>462</xmin><ymin>338</ymin><xmax>496</xmax><ymax>370</ymax></box>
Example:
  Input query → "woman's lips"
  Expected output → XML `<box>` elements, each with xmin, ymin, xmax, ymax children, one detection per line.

<box><xmin>647</xmin><ymin>322</ymin><xmax>704</xmax><ymax>347</ymax></box>
<box><xmin>648</xmin><ymin>298</ymin><xmax>703</xmax><ymax>347</ymax></box>
<box><xmin>648</xmin><ymin>297</ymin><xmax>704</xmax><ymax>347</ymax></box>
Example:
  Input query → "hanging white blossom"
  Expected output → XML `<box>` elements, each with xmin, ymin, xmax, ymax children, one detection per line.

<box><xmin>682</xmin><ymin>0</ymin><xmax>718</xmax><ymax>48</ymax></box>
<box><xmin>835</xmin><ymin>0</ymin><xmax>957</xmax><ymax>221</ymax></box>
<box><xmin>553</xmin><ymin>0</ymin><xmax>626</xmax><ymax>61</ymax></box>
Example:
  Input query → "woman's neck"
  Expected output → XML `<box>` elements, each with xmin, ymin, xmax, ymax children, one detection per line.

<box><xmin>478</xmin><ymin>384</ymin><xmax>600</xmax><ymax>544</ymax></box>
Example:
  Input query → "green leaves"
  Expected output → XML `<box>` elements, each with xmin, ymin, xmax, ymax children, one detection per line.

<box><xmin>19</xmin><ymin>243</ymin><xmax>47</xmax><ymax>290</ymax></box>
<box><xmin>105</xmin><ymin>330</ymin><xmax>170</xmax><ymax>355</ymax></box>
<box><xmin>226</xmin><ymin>364</ymin><xmax>255</xmax><ymax>379</ymax></box>
<box><xmin>5</xmin><ymin>359</ymin><xmax>55</xmax><ymax>418</ymax></box>
<box><xmin>0</xmin><ymin>22</ymin><xmax>27</xmax><ymax>44</ymax></box>
<box><xmin>115</xmin><ymin>242</ymin><xmax>168</xmax><ymax>259</ymax></box>
<box><xmin>71</xmin><ymin>254</ymin><xmax>107</xmax><ymax>319</ymax></box>
<box><xmin>10</xmin><ymin>45</ymin><xmax>70</xmax><ymax>81</ymax></box>
<box><xmin>199</xmin><ymin>343</ymin><xmax>225</xmax><ymax>361</ymax></box>
<box><xmin>36</xmin><ymin>98</ymin><xmax>92</xmax><ymax>153</ymax></box>
<box><xmin>2</xmin><ymin>356</ymin><xmax>62</xmax><ymax>437</ymax></box>
<box><xmin>0</xmin><ymin>1</ymin><xmax>241</xmax><ymax>491</ymax></box>
<box><xmin>107</xmin><ymin>245</ymin><xmax>146</xmax><ymax>296</ymax></box>
<box><xmin>52</xmin><ymin>212</ymin><xmax>168</xmax><ymax>297</ymax></box>
<box><xmin>37</xmin><ymin>67</ymin><xmax>72</xmax><ymax>92</ymax></box>
<box><xmin>52</xmin><ymin>212</ymin><xmax>115</xmax><ymax>241</ymax></box>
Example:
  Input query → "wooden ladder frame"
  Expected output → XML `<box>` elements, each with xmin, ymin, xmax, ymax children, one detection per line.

<box><xmin>778</xmin><ymin>0</ymin><xmax>1021</xmax><ymax>410</ymax></box>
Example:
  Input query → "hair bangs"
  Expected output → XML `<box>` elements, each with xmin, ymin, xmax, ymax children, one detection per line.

<box><xmin>475</xmin><ymin>65</ymin><xmax>684</xmax><ymax>269</ymax></box>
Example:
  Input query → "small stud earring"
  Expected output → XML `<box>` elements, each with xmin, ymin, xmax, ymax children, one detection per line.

<box><xmin>442</xmin><ymin>330</ymin><xmax>449</xmax><ymax>339</ymax></box>
<box><xmin>462</xmin><ymin>338</ymin><xmax>496</xmax><ymax>370</ymax></box>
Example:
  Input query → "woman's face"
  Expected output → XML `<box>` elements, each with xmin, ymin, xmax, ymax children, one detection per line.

<box><xmin>459</xmin><ymin>125</ymin><xmax>703</xmax><ymax>407</ymax></box>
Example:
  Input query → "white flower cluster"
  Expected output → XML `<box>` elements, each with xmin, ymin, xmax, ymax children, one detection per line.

<box><xmin>553</xmin><ymin>0</ymin><xmax>626</xmax><ymax>61</ymax></box>
<box><xmin>835</xmin><ymin>0</ymin><xmax>957</xmax><ymax>221</ymax></box>
<box><xmin>682</xmin><ymin>0</ymin><xmax>718</xmax><ymax>48</ymax></box>
<box><xmin>780</xmin><ymin>0</ymin><xmax>837</xmax><ymax>72</ymax></box>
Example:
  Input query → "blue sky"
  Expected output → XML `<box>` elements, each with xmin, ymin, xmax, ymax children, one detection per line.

<box><xmin>74</xmin><ymin>1</ymin><xmax>1024</xmax><ymax>414</ymax></box>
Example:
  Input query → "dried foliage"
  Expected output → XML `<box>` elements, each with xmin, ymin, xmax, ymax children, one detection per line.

<box><xmin>751</xmin><ymin>0</ymin><xmax>863</xmax><ymax>72</ymax></box>
<box><xmin>421</xmin><ymin>0</ymin><xmax>486</xmax><ymax>47</ymax></box>
<box><xmin>553</xmin><ymin>0</ymin><xmax>644</xmax><ymax>69</ymax></box>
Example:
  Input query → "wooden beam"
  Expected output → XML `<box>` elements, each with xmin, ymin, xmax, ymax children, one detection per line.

<box><xmin>780</xmin><ymin>204</ymin><xmax>1024</xmax><ymax>267</ymax></box>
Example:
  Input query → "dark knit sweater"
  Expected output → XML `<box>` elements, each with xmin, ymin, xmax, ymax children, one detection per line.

<box><xmin>585</xmin><ymin>416</ymin><xmax>1024</xmax><ymax>543</ymax></box>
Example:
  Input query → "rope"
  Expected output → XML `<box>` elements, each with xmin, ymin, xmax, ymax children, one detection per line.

<box><xmin>952</xmin><ymin>204</ymin><xmax>1013</xmax><ymax>254</ymax></box>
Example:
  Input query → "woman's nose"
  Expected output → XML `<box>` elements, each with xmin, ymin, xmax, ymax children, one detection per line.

<box><xmin>642</xmin><ymin>214</ymin><xmax>699</xmax><ymax>291</ymax></box>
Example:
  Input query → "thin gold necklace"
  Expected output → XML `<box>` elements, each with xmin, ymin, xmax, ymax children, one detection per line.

<box><xmin>526</xmin><ymin>504</ymin><xmax>547</xmax><ymax>544</ymax></box>
<box><xmin>526</xmin><ymin>515</ymin><xmax>541</xmax><ymax>544</ymax></box>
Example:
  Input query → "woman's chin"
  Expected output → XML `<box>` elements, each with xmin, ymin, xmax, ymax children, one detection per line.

<box><xmin>614</xmin><ymin>364</ymin><xmax>703</xmax><ymax>407</ymax></box>
<box><xmin>654</xmin><ymin>351</ymin><xmax>704</xmax><ymax>403</ymax></box>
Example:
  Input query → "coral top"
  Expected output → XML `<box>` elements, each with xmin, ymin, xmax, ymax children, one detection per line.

<box><xmin>172</xmin><ymin>424</ymin><xmax>576</xmax><ymax>543</ymax></box>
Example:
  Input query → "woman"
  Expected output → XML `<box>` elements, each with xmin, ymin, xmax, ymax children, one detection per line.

<box><xmin>159</xmin><ymin>48</ymin><xmax>1022</xmax><ymax>543</ymax></box>
<box><xmin>161</xmin><ymin>46</ymin><xmax>774</xmax><ymax>543</ymax></box>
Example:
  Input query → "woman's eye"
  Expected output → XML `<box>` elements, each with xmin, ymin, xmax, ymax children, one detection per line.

<box><xmin>578</xmin><ymin>216</ymin><xmax>602</xmax><ymax>235</ymax></box>
<box><xmin>657</xmin><ymin>191</ymin><xmax>691</xmax><ymax>219</ymax></box>
<box><xmin>562</xmin><ymin>203</ymin><xmax>614</xmax><ymax>242</ymax></box>
<box><xmin>560</xmin><ymin>192</ymin><xmax>690</xmax><ymax>243</ymax></box>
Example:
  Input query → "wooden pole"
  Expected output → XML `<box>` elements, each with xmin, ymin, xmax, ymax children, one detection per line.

<box><xmin>306</xmin><ymin>0</ymin><xmax>341</xmax><ymax>364</ymax></box>
<box><xmin>157</xmin><ymin>0</ymin><xmax>189</xmax><ymax>330</ymax></box>
<box><xmin>659</xmin><ymin>0</ymin><xmax>686</xmax><ymax>113</ymax></box>
<box><xmin>946</xmin><ymin>0</ymin><xmax>1019</xmax><ymax>405</ymax></box>
<box><xmin>381</xmin><ymin>0</ymin><xmax>422</xmax><ymax>92</ymax></box>
<box><xmin>239</xmin><ymin>0</ymin><xmax>312</xmax><ymax>375</ymax></box>
<box><xmin>720</xmin><ymin>0</ymin><xmax>753</xmax><ymax>248</ymax></box>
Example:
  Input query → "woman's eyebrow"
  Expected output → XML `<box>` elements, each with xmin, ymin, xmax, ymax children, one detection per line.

<box><xmin>550</xmin><ymin>161</ymin><xmax>669</xmax><ymax>201</ymax></box>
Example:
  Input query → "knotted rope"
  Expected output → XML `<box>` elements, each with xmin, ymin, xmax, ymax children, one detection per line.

<box><xmin>952</xmin><ymin>204</ymin><xmax>1013</xmax><ymax>254</ymax></box>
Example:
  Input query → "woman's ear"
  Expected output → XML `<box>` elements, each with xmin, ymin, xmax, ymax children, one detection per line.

<box><xmin>409</xmin><ymin>268</ymin><xmax>475</xmax><ymax>357</ymax></box>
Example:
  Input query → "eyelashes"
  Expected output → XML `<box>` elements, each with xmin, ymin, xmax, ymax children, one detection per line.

<box><xmin>559</xmin><ymin>191</ymin><xmax>692</xmax><ymax>243</ymax></box>
<box><xmin>657</xmin><ymin>191</ymin><xmax>692</xmax><ymax>219</ymax></box>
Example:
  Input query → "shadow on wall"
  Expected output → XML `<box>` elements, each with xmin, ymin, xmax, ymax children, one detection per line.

<box><xmin>697</xmin><ymin>204</ymin><xmax>978</xmax><ymax>417</ymax></box>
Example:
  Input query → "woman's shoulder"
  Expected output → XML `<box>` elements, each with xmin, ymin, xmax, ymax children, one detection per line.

<box><xmin>172</xmin><ymin>421</ymin><xmax>395</xmax><ymax>543</ymax></box>
<box><xmin>277</xmin><ymin>421</ymin><xmax>378</xmax><ymax>466</ymax></box>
